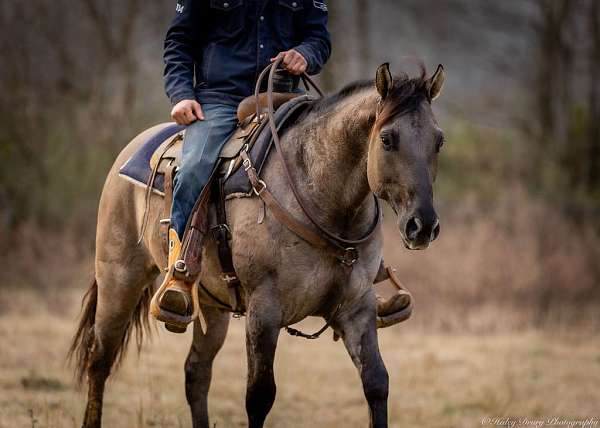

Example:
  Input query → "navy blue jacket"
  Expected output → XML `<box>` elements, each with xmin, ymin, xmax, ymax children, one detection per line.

<box><xmin>164</xmin><ymin>0</ymin><xmax>331</xmax><ymax>107</ymax></box>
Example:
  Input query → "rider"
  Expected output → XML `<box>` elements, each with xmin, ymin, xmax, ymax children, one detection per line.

<box><xmin>154</xmin><ymin>0</ymin><xmax>411</xmax><ymax>332</ymax></box>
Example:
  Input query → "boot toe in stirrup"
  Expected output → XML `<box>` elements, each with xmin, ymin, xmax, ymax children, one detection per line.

<box><xmin>157</xmin><ymin>288</ymin><xmax>194</xmax><ymax>333</ymax></box>
<box><xmin>161</xmin><ymin>288</ymin><xmax>191</xmax><ymax>316</ymax></box>
<box><xmin>376</xmin><ymin>292</ymin><xmax>413</xmax><ymax>329</ymax></box>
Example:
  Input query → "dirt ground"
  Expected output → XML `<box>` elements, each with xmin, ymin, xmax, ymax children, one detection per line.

<box><xmin>0</xmin><ymin>290</ymin><xmax>598</xmax><ymax>428</ymax></box>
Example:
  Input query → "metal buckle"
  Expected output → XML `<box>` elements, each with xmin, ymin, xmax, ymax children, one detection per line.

<box><xmin>159</xmin><ymin>218</ymin><xmax>171</xmax><ymax>225</ymax></box>
<box><xmin>252</xmin><ymin>180</ymin><xmax>267</xmax><ymax>196</ymax></box>
<box><xmin>243</xmin><ymin>158</ymin><xmax>252</xmax><ymax>171</ymax></box>
<box><xmin>338</xmin><ymin>247</ymin><xmax>359</xmax><ymax>267</ymax></box>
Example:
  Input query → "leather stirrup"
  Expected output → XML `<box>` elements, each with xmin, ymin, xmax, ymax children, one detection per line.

<box><xmin>374</xmin><ymin>264</ymin><xmax>413</xmax><ymax>328</ymax></box>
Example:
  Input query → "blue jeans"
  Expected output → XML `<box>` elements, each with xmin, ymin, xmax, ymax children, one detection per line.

<box><xmin>170</xmin><ymin>103</ymin><xmax>238</xmax><ymax>238</ymax></box>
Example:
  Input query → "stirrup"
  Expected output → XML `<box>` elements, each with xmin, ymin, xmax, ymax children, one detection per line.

<box><xmin>150</xmin><ymin>272</ymin><xmax>201</xmax><ymax>332</ymax></box>
<box><xmin>374</xmin><ymin>266</ymin><xmax>413</xmax><ymax>328</ymax></box>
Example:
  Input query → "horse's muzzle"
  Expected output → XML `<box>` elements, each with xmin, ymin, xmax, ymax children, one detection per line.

<box><xmin>400</xmin><ymin>213</ymin><xmax>440</xmax><ymax>250</ymax></box>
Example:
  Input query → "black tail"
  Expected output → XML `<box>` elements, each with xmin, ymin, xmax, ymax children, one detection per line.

<box><xmin>68</xmin><ymin>278</ymin><xmax>155</xmax><ymax>386</ymax></box>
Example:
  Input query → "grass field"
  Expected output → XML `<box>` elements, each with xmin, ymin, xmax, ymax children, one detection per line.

<box><xmin>0</xmin><ymin>289</ymin><xmax>598</xmax><ymax>428</ymax></box>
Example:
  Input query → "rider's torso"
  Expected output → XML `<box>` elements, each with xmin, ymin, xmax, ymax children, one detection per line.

<box><xmin>194</xmin><ymin>0</ymin><xmax>307</xmax><ymax>105</ymax></box>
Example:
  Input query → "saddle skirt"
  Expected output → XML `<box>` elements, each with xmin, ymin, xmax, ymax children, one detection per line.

<box><xmin>118</xmin><ymin>94</ymin><xmax>314</xmax><ymax>198</ymax></box>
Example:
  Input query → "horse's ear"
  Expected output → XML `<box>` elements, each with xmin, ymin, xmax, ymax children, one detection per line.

<box><xmin>427</xmin><ymin>64</ymin><xmax>445</xmax><ymax>101</ymax></box>
<box><xmin>375</xmin><ymin>63</ymin><xmax>393</xmax><ymax>100</ymax></box>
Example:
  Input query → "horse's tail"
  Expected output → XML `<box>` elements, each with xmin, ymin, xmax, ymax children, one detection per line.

<box><xmin>68</xmin><ymin>277</ymin><xmax>155</xmax><ymax>386</ymax></box>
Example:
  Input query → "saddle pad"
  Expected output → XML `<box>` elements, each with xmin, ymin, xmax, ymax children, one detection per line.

<box><xmin>223</xmin><ymin>95</ymin><xmax>314</xmax><ymax>196</ymax></box>
<box><xmin>118</xmin><ymin>95</ymin><xmax>314</xmax><ymax>196</ymax></box>
<box><xmin>118</xmin><ymin>123</ymin><xmax>185</xmax><ymax>194</ymax></box>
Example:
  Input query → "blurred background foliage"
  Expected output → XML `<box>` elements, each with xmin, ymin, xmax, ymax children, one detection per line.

<box><xmin>0</xmin><ymin>0</ymin><xmax>598</xmax><ymax>329</ymax></box>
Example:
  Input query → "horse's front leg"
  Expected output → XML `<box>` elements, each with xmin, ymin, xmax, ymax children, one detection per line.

<box><xmin>336</xmin><ymin>291</ymin><xmax>389</xmax><ymax>428</ymax></box>
<box><xmin>185</xmin><ymin>304</ymin><xmax>230</xmax><ymax>428</ymax></box>
<box><xmin>245</xmin><ymin>287</ymin><xmax>282</xmax><ymax>428</ymax></box>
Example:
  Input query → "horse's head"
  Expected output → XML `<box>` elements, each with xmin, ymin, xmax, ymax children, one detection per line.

<box><xmin>367</xmin><ymin>63</ymin><xmax>445</xmax><ymax>250</ymax></box>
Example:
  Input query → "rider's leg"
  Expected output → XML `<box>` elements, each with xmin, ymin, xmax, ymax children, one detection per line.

<box><xmin>170</xmin><ymin>104</ymin><xmax>239</xmax><ymax>238</ymax></box>
<box><xmin>152</xmin><ymin>103</ymin><xmax>238</xmax><ymax>332</ymax></box>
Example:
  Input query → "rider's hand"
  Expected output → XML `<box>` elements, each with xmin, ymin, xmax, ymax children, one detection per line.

<box><xmin>171</xmin><ymin>99</ymin><xmax>204</xmax><ymax>125</ymax></box>
<box><xmin>271</xmin><ymin>49</ymin><xmax>308</xmax><ymax>75</ymax></box>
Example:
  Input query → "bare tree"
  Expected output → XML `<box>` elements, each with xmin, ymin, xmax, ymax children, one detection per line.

<box><xmin>587</xmin><ymin>0</ymin><xmax>600</xmax><ymax>194</ymax></box>
<box><xmin>0</xmin><ymin>0</ymin><xmax>165</xmax><ymax>228</ymax></box>
<box><xmin>355</xmin><ymin>0</ymin><xmax>370</xmax><ymax>76</ymax></box>
<box><xmin>534</xmin><ymin>0</ymin><xmax>576</xmax><ymax>159</ymax></box>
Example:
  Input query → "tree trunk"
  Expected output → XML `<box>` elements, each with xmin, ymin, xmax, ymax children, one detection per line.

<box><xmin>587</xmin><ymin>0</ymin><xmax>600</xmax><ymax>195</ymax></box>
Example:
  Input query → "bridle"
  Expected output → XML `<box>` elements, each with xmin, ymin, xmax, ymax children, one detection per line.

<box><xmin>241</xmin><ymin>58</ymin><xmax>381</xmax><ymax>269</ymax></box>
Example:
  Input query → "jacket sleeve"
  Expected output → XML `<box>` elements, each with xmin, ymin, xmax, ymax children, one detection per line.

<box><xmin>164</xmin><ymin>0</ymin><xmax>199</xmax><ymax>106</ymax></box>
<box><xmin>293</xmin><ymin>1</ymin><xmax>332</xmax><ymax>75</ymax></box>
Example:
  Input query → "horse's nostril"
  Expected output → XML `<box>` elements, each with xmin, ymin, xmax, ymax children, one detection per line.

<box><xmin>405</xmin><ymin>217</ymin><xmax>422</xmax><ymax>241</ymax></box>
<box><xmin>431</xmin><ymin>219</ymin><xmax>441</xmax><ymax>241</ymax></box>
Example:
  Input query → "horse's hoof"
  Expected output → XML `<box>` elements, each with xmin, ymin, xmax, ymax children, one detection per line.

<box><xmin>165</xmin><ymin>323</ymin><xmax>187</xmax><ymax>334</ymax></box>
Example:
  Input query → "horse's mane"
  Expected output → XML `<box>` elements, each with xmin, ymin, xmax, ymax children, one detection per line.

<box><xmin>306</xmin><ymin>79</ymin><xmax>374</xmax><ymax>114</ymax></box>
<box><xmin>305</xmin><ymin>64</ymin><xmax>430</xmax><ymax>134</ymax></box>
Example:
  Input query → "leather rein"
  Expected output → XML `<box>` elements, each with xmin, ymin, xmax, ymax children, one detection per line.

<box><xmin>242</xmin><ymin>59</ymin><xmax>381</xmax><ymax>268</ymax></box>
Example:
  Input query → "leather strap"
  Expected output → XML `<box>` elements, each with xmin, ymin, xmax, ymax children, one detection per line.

<box><xmin>160</xmin><ymin>163</ymin><xmax>176</xmax><ymax>250</ymax></box>
<box><xmin>241</xmin><ymin>151</ymin><xmax>328</xmax><ymax>250</ymax></box>
<box><xmin>243</xmin><ymin>61</ymin><xmax>381</xmax><ymax>266</ymax></box>
<box><xmin>256</xmin><ymin>59</ymin><xmax>381</xmax><ymax>262</ymax></box>
<box><xmin>179</xmin><ymin>192</ymin><xmax>210</xmax><ymax>278</ymax></box>
<box><xmin>374</xmin><ymin>263</ymin><xmax>408</xmax><ymax>293</ymax></box>
<box><xmin>384</xmin><ymin>266</ymin><xmax>405</xmax><ymax>292</ymax></box>
<box><xmin>212</xmin><ymin>178</ymin><xmax>243</xmax><ymax>314</ymax></box>
<box><xmin>178</xmin><ymin>163</ymin><xmax>222</xmax><ymax>278</ymax></box>
<box><xmin>241</xmin><ymin>151</ymin><xmax>361</xmax><ymax>266</ymax></box>
<box><xmin>138</xmin><ymin>132</ymin><xmax>183</xmax><ymax>244</ymax></box>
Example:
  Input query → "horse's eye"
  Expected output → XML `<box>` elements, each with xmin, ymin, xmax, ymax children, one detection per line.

<box><xmin>436</xmin><ymin>135</ymin><xmax>445</xmax><ymax>153</ymax></box>
<box><xmin>381</xmin><ymin>135</ymin><xmax>393</xmax><ymax>151</ymax></box>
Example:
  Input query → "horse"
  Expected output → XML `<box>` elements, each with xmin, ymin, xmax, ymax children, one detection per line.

<box><xmin>69</xmin><ymin>62</ymin><xmax>445</xmax><ymax>428</ymax></box>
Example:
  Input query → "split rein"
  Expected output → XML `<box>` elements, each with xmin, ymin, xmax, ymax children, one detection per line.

<box><xmin>242</xmin><ymin>60</ymin><xmax>382</xmax><ymax>339</ymax></box>
<box><xmin>244</xmin><ymin>59</ymin><xmax>382</xmax><ymax>270</ymax></box>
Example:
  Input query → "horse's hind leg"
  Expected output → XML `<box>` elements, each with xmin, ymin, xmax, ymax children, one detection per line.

<box><xmin>244</xmin><ymin>288</ymin><xmax>282</xmax><ymax>428</ymax></box>
<box><xmin>336</xmin><ymin>294</ymin><xmax>389</xmax><ymax>428</ymax></box>
<box><xmin>185</xmin><ymin>304</ymin><xmax>230</xmax><ymax>428</ymax></box>
<box><xmin>81</xmin><ymin>261</ymin><xmax>158</xmax><ymax>428</ymax></box>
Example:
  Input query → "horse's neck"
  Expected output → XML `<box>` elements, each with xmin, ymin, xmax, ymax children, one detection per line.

<box><xmin>287</xmin><ymin>88</ymin><xmax>379</xmax><ymax>230</ymax></box>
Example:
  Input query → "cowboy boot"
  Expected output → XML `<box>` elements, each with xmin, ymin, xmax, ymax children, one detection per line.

<box><xmin>150</xmin><ymin>228</ymin><xmax>196</xmax><ymax>333</ymax></box>
<box><xmin>374</xmin><ymin>263</ymin><xmax>413</xmax><ymax>328</ymax></box>
<box><xmin>151</xmin><ymin>179</ymin><xmax>213</xmax><ymax>333</ymax></box>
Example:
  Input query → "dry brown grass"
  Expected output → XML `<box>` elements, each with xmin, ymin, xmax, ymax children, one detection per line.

<box><xmin>1</xmin><ymin>188</ymin><xmax>599</xmax><ymax>427</ymax></box>
<box><xmin>381</xmin><ymin>188</ymin><xmax>600</xmax><ymax>332</ymax></box>
<box><xmin>0</xmin><ymin>289</ymin><xmax>599</xmax><ymax>428</ymax></box>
